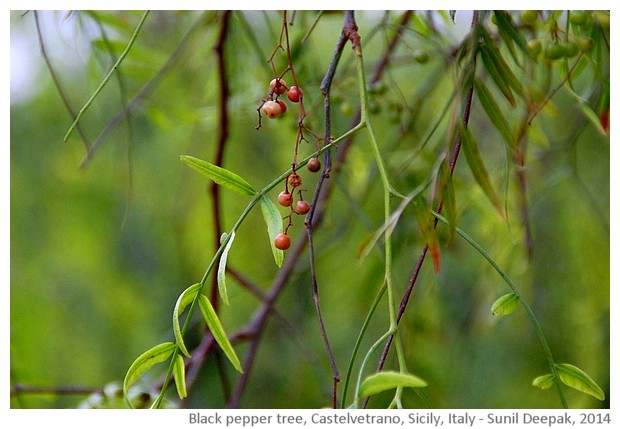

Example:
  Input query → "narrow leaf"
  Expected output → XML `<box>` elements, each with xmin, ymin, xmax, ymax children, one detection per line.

<box><xmin>172</xmin><ymin>283</ymin><xmax>201</xmax><ymax>358</ymax></box>
<box><xmin>556</xmin><ymin>363</ymin><xmax>605</xmax><ymax>401</ymax></box>
<box><xmin>458</xmin><ymin>126</ymin><xmax>505</xmax><ymax>218</ymax></box>
<box><xmin>438</xmin><ymin>161</ymin><xmax>457</xmax><ymax>245</ymax></box>
<box><xmin>180</xmin><ymin>155</ymin><xmax>256</xmax><ymax>196</ymax></box>
<box><xmin>479</xmin><ymin>45</ymin><xmax>516</xmax><ymax>107</ymax></box>
<box><xmin>360</xmin><ymin>371</ymin><xmax>427</xmax><ymax>398</ymax></box>
<box><xmin>259</xmin><ymin>196</ymin><xmax>284</xmax><ymax>267</ymax></box>
<box><xmin>474</xmin><ymin>78</ymin><xmax>515</xmax><ymax>148</ymax></box>
<box><xmin>217</xmin><ymin>231</ymin><xmax>235</xmax><ymax>305</ymax></box>
<box><xmin>491</xmin><ymin>293</ymin><xmax>520</xmax><ymax>316</ymax></box>
<box><xmin>412</xmin><ymin>196</ymin><xmax>441</xmax><ymax>273</ymax></box>
<box><xmin>579</xmin><ymin>103</ymin><xmax>608</xmax><ymax>136</ymax></box>
<box><xmin>197</xmin><ymin>294</ymin><xmax>243</xmax><ymax>373</ymax></box>
<box><xmin>172</xmin><ymin>354</ymin><xmax>187</xmax><ymax>399</ymax></box>
<box><xmin>493</xmin><ymin>11</ymin><xmax>532</xmax><ymax>60</ymax></box>
<box><xmin>123</xmin><ymin>342</ymin><xmax>176</xmax><ymax>403</ymax></box>
<box><xmin>532</xmin><ymin>374</ymin><xmax>556</xmax><ymax>391</ymax></box>
<box><xmin>480</xmin><ymin>31</ymin><xmax>526</xmax><ymax>100</ymax></box>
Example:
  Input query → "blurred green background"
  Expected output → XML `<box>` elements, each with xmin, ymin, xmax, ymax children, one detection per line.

<box><xmin>10</xmin><ymin>10</ymin><xmax>609</xmax><ymax>408</ymax></box>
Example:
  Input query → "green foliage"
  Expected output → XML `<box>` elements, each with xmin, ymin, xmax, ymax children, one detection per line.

<box><xmin>10</xmin><ymin>10</ymin><xmax>609</xmax><ymax>409</ymax></box>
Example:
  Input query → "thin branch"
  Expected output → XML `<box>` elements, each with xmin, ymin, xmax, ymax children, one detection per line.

<box><xmin>64</xmin><ymin>10</ymin><xmax>150</xmax><ymax>143</ymax></box>
<box><xmin>34</xmin><ymin>11</ymin><xmax>91</xmax><ymax>153</ymax></box>
<box><xmin>368</xmin><ymin>10</ymin><xmax>480</xmax><ymax>407</ymax></box>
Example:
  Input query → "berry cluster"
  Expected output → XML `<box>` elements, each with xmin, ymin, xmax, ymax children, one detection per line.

<box><xmin>259</xmin><ymin>78</ymin><xmax>304</xmax><ymax>122</ymax></box>
<box><xmin>255</xmin><ymin>14</ymin><xmax>327</xmax><ymax>253</ymax></box>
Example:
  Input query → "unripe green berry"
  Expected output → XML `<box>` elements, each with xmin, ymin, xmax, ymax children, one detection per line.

<box><xmin>520</xmin><ymin>10</ymin><xmax>538</xmax><ymax>25</ymax></box>
<box><xmin>413</xmin><ymin>49</ymin><xmax>430</xmax><ymax>64</ymax></box>
<box><xmin>544</xmin><ymin>42</ymin><xmax>564</xmax><ymax>60</ymax></box>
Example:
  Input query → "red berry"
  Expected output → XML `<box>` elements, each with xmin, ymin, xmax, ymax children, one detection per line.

<box><xmin>278</xmin><ymin>191</ymin><xmax>293</xmax><ymax>207</ymax></box>
<box><xmin>287</xmin><ymin>86</ymin><xmax>303</xmax><ymax>103</ymax></box>
<box><xmin>277</xmin><ymin>99</ymin><xmax>287</xmax><ymax>115</ymax></box>
<box><xmin>270</xmin><ymin>78</ymin><xmax>287</xmax><ymax>95</ymax></box>
<box><xmin>307</xmin><ymin>157</ymin><xmax>321</xmax><ymax>173</ymax></box>
<box><xmin>295</xmin><ymin>200</ymin><xmax>310</xmax><ymax>215</ymax></box>
<box><xmin>262</xmin><ymin>100</ymin><xmax>282</xmax><ymax>119</ymax></box>
<box><xmin>274</xmin><ymin>233</ymin><xmax>291</xmax><ymax>250</ymax></box>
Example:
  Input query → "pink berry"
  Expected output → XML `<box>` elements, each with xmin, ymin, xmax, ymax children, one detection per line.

<box><xmin>262</xmin><ymin>100</ymin><xmax>282</xmax><ymax>119</ymax></box>
<box><xmin>287</xmin><ymin>86</ymin><xmax>303</xmax><ymax>103</ymax></box>
<box><xmin>270</xmin><ymin>78</ymin><xmax>287</xmax><ymax>95</ymax></box>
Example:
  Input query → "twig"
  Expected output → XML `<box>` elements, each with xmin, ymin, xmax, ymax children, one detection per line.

<box><xmin>367</xmin><ymin>10</ymin><xmax>480</xmax><ymax>408</ymax></box>
<box><xmin>34</xmin><ymin>11</ymin><xmax>90</xmax><ymax>153</ymax></box>
<box><xmin>64</xmin><ymin>10</ymin><xmax>150</xmax><ymax>143</ymax></box>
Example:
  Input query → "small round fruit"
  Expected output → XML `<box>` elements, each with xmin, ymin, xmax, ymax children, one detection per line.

<box><xmin>569</xmin><ymin>11</ymin><xmax>589</xmax><ymax>26</ymax></box>
<box><xmin>576</xmin><ymin>37</ymin><xmax>593</xmax><ymax>52</ymax></box>
<box><xmin>270</xmin><ymin>78</ymin><xmax>287</xmax><ymax>95</ymax></box>
<box><xmin>562</xmin><ymin>41</ymin><xmax>579</xmax><ymax>58</ymax></box>
<box><xmin>287</xmin><ymin>172</ymin><xmax>302</xmax><ymax>188</ymax></box>
<box><xmin>413</xmin><ymin>49</ymin><xmax>429</xmax><ymax>64</ymax></box>
<box><xmin>528</xmin><ymin>39</ymin><xmax>542</xmax><ymax>57</ymax></box>
<box><xmin>278</xmin><ymin>191</ymin><xmax>293</xmax><ymax>207</ymax></box>
<box><xmin>295</xmin><ymin>200</ymin><xmax>310</xmax><ymax>215</ymax></box>
<box><xmin>262</xmin><ymin>100</ymin><xmax>282</xmax><ymax>119</ymax></box>
<box><xmin>277</xmin><ymin>99</ymin><xmax>287</xmax><ymax>115</ymax></box>
<box><xmin>307</xmin><ymin>157</ymin><xmax>321</xmax><ymax>173</ymax></box>
<box><xmin>520</xmin><ymin>10</ymin><xmax>538</xmax><ymax>25</ymax></box>
<box><xmin>340</xmin><ymin>101</ymin><xmax>353</xmax><ymax>116</ymax></box>
<box><xmin>274</xmin><ymin>233</ymin><xmax>291</xmax><ymax>250</ymax></box>
<box><xmin>544</xmin><ymin>42</ymin><xmax>564</xmax><ymax>60</ymax></box>
<box><xmin>287</xmin><ymin>86</ymin><xmax>303</xmax><ymax>103</ymax></box>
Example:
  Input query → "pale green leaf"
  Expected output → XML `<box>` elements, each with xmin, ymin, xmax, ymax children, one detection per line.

<box><xmin>459</xmin><ymin>126</ymin><xmax>505</xmax><ymax>218</ymax></box>
<box><xmin>197</xmin><ymin>294</ymin><xmax>243</xmax><ymax>373</ymax></box>
<box><xmin>556</xmin><ymin>363</ymin><xmax>605</xmax><ymax>401</ymax></box>
<box><xmin>172</xmin><ymin>283</ymin><xmax>201</xmax><ymax>358</ymax></box>
<box><xmin>217</xmin><ymin>231</ymin><xmax>235</xmax><ymax>305</ymax></box>
<box><xmin>260</xmin><ymin>196</ymin><xmax>284</xmax><ymax>267</ymax></box>
<box><xmin>180</xmin><ymin>155</ymin><xmax>256</xmax><ymax>196</ymax></box>
<box><xmin>579</xmin><ymin>103</ymin><xmax>608</xmax><ymax>136</ymax></box>
<box><xmin>491</xmin><ymin>293</ymin><xmax>520</xmax><ymax>316</ymax></box>
<box><xmin>360</xmin><ymin>371</ymin><xmax>427</xmax><ymax>398</ymax></box>
<box><xmin>123</xmin><ymin>342</ymin><xmax>176</xmax><ymax>405</ymax></box>
<box><xmin>532</xmin><ymin>374</ymin><xmax>556</xmax><ymax>390</ymax></box>
<box><xmin>474</xmin><ymin>78</ymin><xmax>515</xmax><ymax>148</ymax></box>
<box><xmin>172</xmin><ymin>354</ymin><xmax>187</xmax><ymax>399</ymax></box>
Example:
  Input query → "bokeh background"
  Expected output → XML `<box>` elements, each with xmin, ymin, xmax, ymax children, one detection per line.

<box><xmin>10</xmin><ymin>10</ymin><xmax>610</xmax><ymax>408</ymax></box>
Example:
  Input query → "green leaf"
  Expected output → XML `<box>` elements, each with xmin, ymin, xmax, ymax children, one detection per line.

<box><xmin>458</xmin><ymin>125</ymin><xmax>506</xmax><ymax>218</ymax></box>
<box><xmin>197</xmin><ymin>294</ymin><xmax>243</xmax><ymax>374</ymax></box>
<box><xmin>180</xmin><ymin>155</ymin><xmax>256</xmax><ymax>196</ymax></box>
<box><xmin>579</xmin><ymin>103</ymin><xmax>608</xmax><ymax>136</ymax></box>
<box><xmin>493</xmin><ymin>11</ymin><xmax>533</xmax><ymax>60</ymax></box>
<box><xmin>123</xmin><ymin>342</ymin><xmax>176</xmax><ymax>406</ymax></box>
<box><xmin>556</xmin><ymin>363</ymin><xmax>605</xmax><ymax>401</ymax></box>
<box><xmin>439</xmin><ymin>161</ymin><xmax>457</xmax><ymax>245</ymax></box>
<box><xmin>532</xmin><ymin>374</ymin><xmax>556</xmax><ymax>391</ymax></box>
<box><xmin>412</xmin><ymin>195</ymin><xmax>441</xmax><ymax>273</ymax></box>
<box><xmin>479</xmin><ymin>44</ymin><xmax>516</xmax><ymax>107</ymax></box>
<box><xmin>173</xmin><ymin>283</ymin><xmax>201</xmax><ymax>358</ymax></box>
<box><xmin>217</xmin><ymin>231</ymin><xmax>235</xmax><ymax>305</ymax></box>
<box><xmin>474</xmin><ymin>78</ymin><xmax>515</xmax><ymax>149</ymax></box>
<box><xmin>359</xmin><ymin>371</ymin><xmax>427</xmax><ymax>398</ymax></box>
<box><xmin>172</xmin><ymin>354</ymin><xmax>187</xmax><ymax>399</ymax></box>
<box><xmin>259</xmin><ymin>196</ymin><xmax>284</xmax><ymax>267</ymax></box>
<box><xmin>491</xmin><ymin>293</ymin><xmax>520</xmax><ymax>316</ymax></box>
